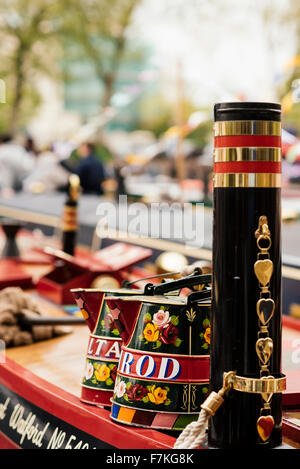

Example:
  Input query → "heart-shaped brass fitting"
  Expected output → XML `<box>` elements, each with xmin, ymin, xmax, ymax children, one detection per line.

<box><xmin>257</xmin><ymin>415</ymin><xmax>274</xmax><ymax>442</ymax></box>
<box><xmin>254</xmin><ymin>259</ymin><xmax>273</xmax><ymax>286</ymax></box>
<box><xmin>256</xmin><ymin>337</ymin><xmax>273</xmax><ymax>365</ymax></box>
<box><xmin>260</xmin><ymin>375</ymin><xmax>275</xmax><ymax>403</ymax></box>
<box><xmin>256</xmin><ymin>298</ymin><xmax>275</xmax><ymax>325</ymax></box>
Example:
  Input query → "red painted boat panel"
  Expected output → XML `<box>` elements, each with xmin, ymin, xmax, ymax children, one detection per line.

<box><xmin>0</xmin><ymin>316</ymin><xmax>298</xmax><ymax>448</ymax></box>
<box><xmin>0</xmin><ymin>357</ymin><xmax>179</xmax><ymax>449</ymax></box>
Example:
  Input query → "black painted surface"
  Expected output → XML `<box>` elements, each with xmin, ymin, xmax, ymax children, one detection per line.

<box><xmin>214</xmin><ymin>102</ymin><xmax>281</xmax><ymax>122</ymax></box>
<box><xmin>209</xmin><ymin>187</ymin><xmax>283</xmax><ymax>448</ymax></box>
<box><xmin>0</xmin><ymin>383</ymin><xmax>114</xmax><ymax>449</ymax></box>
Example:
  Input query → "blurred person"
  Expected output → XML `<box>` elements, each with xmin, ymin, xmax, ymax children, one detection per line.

<box><xmin>113</xmin><ymin>159</ymin><xmax>128</xmax><ymax>200</ymax></box>
<box><xmin>72</xmin><ymin>142</ymin><xmax>106</xmax><ymax>195</ymax></box>
<box><xmin>24</xmin><ymin>136</ymin><xmax>38</xmax><ymax>157</ymax></box>
<box><xmin>0</xmin><ymin>134</ymin><xmax>34</xmax><ymax>197</ymax></box>
<box><xmin>22</xmin><ymin>145</ymin><xmax>70</xmax><ymax>193</ymax></box>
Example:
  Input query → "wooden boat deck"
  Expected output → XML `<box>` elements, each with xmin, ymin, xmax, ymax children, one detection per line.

<box><xmin>5</xmin><ymin>295</ymin><xmax>87</xmax><ymax>398</ymax></box>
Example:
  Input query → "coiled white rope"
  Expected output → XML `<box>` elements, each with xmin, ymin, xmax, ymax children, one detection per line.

<box><xmin>173</xmin><ymin>408</ymin><xmax>210</xmax><ymax>449</ymax></box>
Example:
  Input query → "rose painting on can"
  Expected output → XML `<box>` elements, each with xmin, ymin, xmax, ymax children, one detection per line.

<box><xmin>138</xmin><ymin>305</ymin><xmax>182</xmax><ymax>350</ymax></box>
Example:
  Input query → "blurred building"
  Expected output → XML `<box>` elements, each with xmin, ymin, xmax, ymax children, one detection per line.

<box><xmin>62</xmin><ymin>41</ymin><xmax>158</xmax><ymax>131</ymax></box>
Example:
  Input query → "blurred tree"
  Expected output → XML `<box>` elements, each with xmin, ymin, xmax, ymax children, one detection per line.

<box><xmin>0</xmin><ymin>0</ymin><xmax>141</xmax><ymax>134</ymax></box>
<box><xmin>61</xmin><ymin>0</ymin><xmax>141</xmax><ymax>109</ymax></box>
<box><xmin>277</xmin><ymin>0</ymin><xmax>300</xmax><ymax>100</ymax></box>
<box><xmin>137</xmin><ymin>93</ymin><xmax>173</xmax><ymax>137</ymax></box>
<box><xmin>259</xmin><ymin>1</ymin><xmax>300</xmax><ymax>100</ymax></box>
<box><xmin>0</xmin><ymin>0</ymin><xmax>64</xmax><ymax>133</ymax></box>
<box><xmin>270</xmin><ymin>0</ymin><xmax>300</xmax><ymax>132</ymax></box>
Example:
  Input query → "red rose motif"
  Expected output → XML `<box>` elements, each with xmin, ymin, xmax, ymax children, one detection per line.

<box><xmin>160</xmin><ymin>323</ymin><xmax>178</xmax><ymax>345</ymax></box>
<box><xmin>127</xmin><ymin>384</ymin><xmax>147</xmax><ymax>401</ymax></box>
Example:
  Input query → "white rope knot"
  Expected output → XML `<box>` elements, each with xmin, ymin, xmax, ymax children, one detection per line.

<box><xmin>174</xmin><ymin>374</ymin><xmax>235</xmax><ymax>449</ymax></box>
<box><xmin>173</xmin><ymin>408</ymin><xmax>210</xmax><ymax>449</ymax></box>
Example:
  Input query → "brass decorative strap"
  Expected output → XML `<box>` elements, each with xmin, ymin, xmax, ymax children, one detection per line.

<box><xmin>214</xmin><ymin>147</ymin><xmax>281</xmax><ymax>162</ymax></box>
<box><xmin>231</xmin><ymin>375</ymin><xmax>286</xmax><ymax>394</ymax></box>
<box><xmin>213</xmin><ymin>173</ymin><xmax>281</xmax><ymax>188</ymax></box>
<box><xmin>214</xmin><ymin>120</ymin><xmax>281</xmax><ymax>136</ymax></box>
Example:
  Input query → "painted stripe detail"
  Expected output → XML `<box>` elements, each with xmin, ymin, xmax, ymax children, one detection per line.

<box><xmin>214</xmin><ymin>161</ymin><xmax>281</xmax><ymax>174</ymax></box>
<box><xmin>214</xmin><ymin>135</ymin><xmax>281</xmax><ymax>148</ymax></box>
<box><xmin>214</xmin><ymin>147</ymin><xmax>281</xmax><ymax>162</ymax></box>
<box><xmin>173</xmin><ymin>414</ymin><xmax>197</xmax><ymax>430</ymax></box>
<box><xmin>214</xmin><ymin>120</ymin><xmax>281</xmax><ymax>136</ymax></box>
<box><xmin>214</xmin><ymin>173</ymin><xmax>281</xmax><ymax>188</ymax></box>
<box><xmin>151</xmin><ymin>412</ymin><xmax>178</xmax><ymax>429</ymax></box>
<box><xmin>132</xmin><ymin>409</ymin><xmax>156</xmax><ymax>427</ymax></box>
<box><xmin>111</xmin><ymin>403</ymin><xmax>121</xmax><ymax>419</ymax></box>
<box><xmin>118</xmin><ymin>349</ymin><xmax>210</xmax><ymax>382</ymax></box>
<box><xmin>117</xmin><ymin>406</ymin><xmax>136</xmax><ymax>423</ymax></box>
<box><xmin>110</xmin><ymin>402</ymin><xmax>199</xmax><ymax>430</ymax></box>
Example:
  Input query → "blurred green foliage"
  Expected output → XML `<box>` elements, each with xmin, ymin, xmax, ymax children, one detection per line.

<box><xmin>187</xmin><ymin>119</ymin><xmax>213</xmax><ymax>149</ymax></box>
<box><xmin>283</xmin><ymin>102</ymin><xmax>300</xmax><ymax>135</ymax></box>
<box><xmin>137</xmin><ymin>93</ymin><xmax>174</xmax><ymax>137</ymax></box>
<box><xmin>0</xmin><ymin>0</ymin><xmax>64</xmax><ymax>133</ymax></box>
<box><xmin>0</xmin><ymin>0</ymin><xmax>141</xmax><ymax>135</ymax></box>
<box><xmin>136</xmin><ymin>92</ymin><xmax>212</xmax><ymax>145</ymax></box>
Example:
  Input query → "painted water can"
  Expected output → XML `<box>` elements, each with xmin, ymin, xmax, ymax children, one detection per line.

<box><xmin>105</xmin><ymin>279</ymin><xmax>211</xmax><ymax>431</ymax></box>
<box><xmin>71</xmin><ymin>287</ymin><xmax>143</xmax><ymax>407</ymax></box>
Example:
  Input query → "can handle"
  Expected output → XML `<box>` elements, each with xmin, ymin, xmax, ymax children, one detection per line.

<box><xmin>143</xmin><ymin>272</ymin><xmax>211</xmax><ymax>296</ymax></box>
<box><xmin>187</xmin><ymin>288</ymin><xmax>211</xmax><ymax>304</ymax></box>
<box><xmin>121</xmin><ymin>271</ymin><xmax>181</xmax><ymax>289</ymax></box>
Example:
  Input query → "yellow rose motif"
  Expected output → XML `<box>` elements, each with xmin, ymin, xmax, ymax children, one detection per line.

<box><xmin>143</xmin><ymin>323</ymin><xmax>160</xmax><ymax>342</ymax></box>
<box><xmin>147</xmin><ymin>385</ymin><xmax>168</xmax><ymax>405</ymax></box>
<box><xmin>204</xmin><ymin>327</ymin><xmax>211</xmax><ymax>344</ymax></box>
<box><xmin>94</xmin><ymin>364</ymin><xmax>110</xmax><ymax>382</ymax></box>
